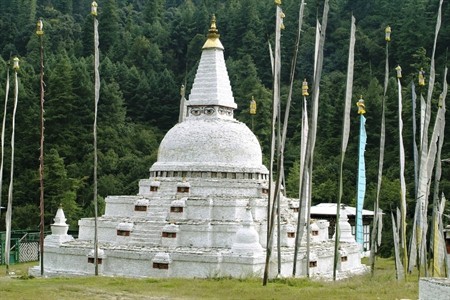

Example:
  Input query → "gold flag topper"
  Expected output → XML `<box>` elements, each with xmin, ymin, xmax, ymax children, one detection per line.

<box><xmin>12</xmin><ymin>57</ymin><xmax>20</xmax><ymax>71</ymax></box>
<box><xmin>302</xmin><ymin>79</ymin><xmax>309</xmax><ymax>96</ymax></box>
<box><xmin>385</xmin><ymin>25</ymin><xmax>391</xmax><ymax>42</ymax></box>
<box><xmin>356</xmin><ymin>95</ymin><xmax>366</xmax><ymax>115</ymax></box>
<box><xmin>91</xmin><ymin>1</ymin><xmax>98</xmax><ymax>16</ymax></box>
<box><xmin>250</xmin><ymin>96</ymin><xmax>257</xmax><ymax>115</ymax></box>
<box><xmin>418</xmin><ymin>68</ymin><xmax>426</xmax><ymax>86</ymax></box>
<box><xmin>36</xmin><ymin>18</ymin><xmax>44</xmax><ymax>35</ymax></box>
<box><xmin>395</xmin><ymin>65</ymin><xmax>402</xmax><ymax>79</ymax></box>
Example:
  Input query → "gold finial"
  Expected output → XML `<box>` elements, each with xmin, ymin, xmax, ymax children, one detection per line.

<box><xmin>208</xmin><ymin>15</ymin><xmax>218</xmax><ymax>37</ymax></box>
<box><xmin>180</xmin><ymin>84</ymin><xmax>185</xmax><ymax>98</ymax></box>
<box><xmin>356</xmin><ymin>95</ymin><xmax>366</xmax><ymax>115</ymax></box>
<box><xmin>250</xmin><ymin>96</ymin><xmax>257</xmax><ymax>115</ymax></box>
<box><xmin>302</xmin><ymin>79</ymin><xmax>309</xmax><ymax>96</ymax></box>
<box><xmin>91</xmin><ymin>1</ymin><xmax>98</xmax><ymax>16</ymax></box>
<box><xmin>12</xmin><ymin>57</ymin><xmax>20</xmax><ymax>71</ymax></box>
<box><xmin>418</xmin><ymin>68</ymin><xmax>426</xmax><ymax>86</ymax></box>
<box><xmin>395</xmin><ymin>65</ymin><xmax>402</xmax><ymax>79</ymax></box>
<box><xmin>385</xmin><ymin>25</ymin><xmax>391</xmax><ymax>42</ymax></box>
<box><xmin>202</xmin><ymin>15</ymin><xmax>224</xmax><ymax>50</ymax></box>
<box><xmin>36</xmin><ymin>18</ymin><xmax>44</xmax><ymax>36</ymax></box>
<box><xmin>275</xmin><ymin>0</ymin><xmax>282</xmax><ymax>5</ymax></box>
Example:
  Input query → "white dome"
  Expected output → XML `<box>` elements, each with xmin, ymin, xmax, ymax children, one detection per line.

<box><xmin>151</xmin><ymin>118</ymin><xmax>268</xmax><ymax>174</ymax></box>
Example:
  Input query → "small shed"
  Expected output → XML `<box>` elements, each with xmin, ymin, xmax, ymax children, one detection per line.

<box><xmin>310</xmin><ymin>203</ymin><xmax>380</xmax><ymax>255</ymax></box>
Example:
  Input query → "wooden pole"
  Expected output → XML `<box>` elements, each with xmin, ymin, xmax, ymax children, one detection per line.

<box><xmin>92</xmin><ymin>2</ymin><xmax>100</xmax><ymax>276</ymax></box>
<box><xmin>38</xmin><ymin>27</ymin><xmax>45</xmax><ymax>277</ymax></box>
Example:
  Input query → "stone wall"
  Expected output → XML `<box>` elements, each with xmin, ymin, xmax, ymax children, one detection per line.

<box><xmin>419</xmin><ymin>278</ymin><xmax>450</xmax><ymax>300</ymax></box>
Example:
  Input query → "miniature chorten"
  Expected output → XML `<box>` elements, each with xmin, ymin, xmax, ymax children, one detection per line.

<box><xmin>31</xmin><ymin>17</ymin><xmax>366</xmax><ymax>279</ymax></box>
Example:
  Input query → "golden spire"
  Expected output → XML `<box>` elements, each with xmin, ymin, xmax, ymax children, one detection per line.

<box><xmin>356</xmin><ymin>95</ymin><xmax>366</xmax><ymax>115</ymax></box>
<box><xmin>250</xmin><ymin>96</ymin><xmax>257</xmax><ymax>115</ymax></box>
<box><xmin>385</xmin><ymin>25</ymin><xmax>391</xmax><ymax>42</ymax></box>
<box><xmin>36</xmin><ymin>18</ymin><xmax>44</xmax><ymax>36</ymax></box>
<box><xmin>302</xmin><ymin>79</ymin><xmax>309</xmax><ymax>96</ymax></box>
<box><xmin>202</xmin><ymin>15</ymin><xmax>224</xmax><ymax>50</ymax></box>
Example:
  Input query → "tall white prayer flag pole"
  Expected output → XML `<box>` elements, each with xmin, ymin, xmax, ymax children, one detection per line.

<box><xmin>91</xmin><ymin>0</ymin><xmax>100</xmax><ymax>276</ymax></box>
<box><xmin>308</xmin><ymin>0</ymin><xmax>329</xmax><ymax>279</ymax></box>
<box><xmin>5</xmin><ymin>56</ymin><xmax>20</xmax><ymax>274</ymax></box>
<box><xmin>333</xmin><ymin>13</ymin><xmax>355</xmax><ymax>281</ymax></box>
<box><xmin>263</xmin><ymin>0</ymin><xmax>284</xmax><ymax>285</ymax></box>
<box><xmin>355</xmin><ymin>97</ymin><xmax>367</xmax><ymax>249</ymax></box>
<box><xmin>370</xmin><ymin>25</ymin><xmax>390</xmax><ymax>275</ymax></box>
<box><xmin>396</xmin><ymin>65</ymin><xmax>408</xmax><ymax>276</ymax></box>
<box><xmin>36</xmin><ymin>17</ymin><xmax>46</xmax><ymax>276</ymax></box>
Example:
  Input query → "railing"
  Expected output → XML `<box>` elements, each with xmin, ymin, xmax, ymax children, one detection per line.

<box><xmin>0</xmin><ymin>231</ymin><xmax>42</xmax><ymax>264</ymax></box>
<box><xmin>0</xmin><ymin>230</ymin><xmax>78</xmax><ymax>264</ymax></box>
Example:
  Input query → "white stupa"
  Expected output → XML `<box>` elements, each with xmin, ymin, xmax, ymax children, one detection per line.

<box><xmin>30</xmin><ymin>17</ymin><xmax>366</xmax><ymax>279</ymax></box>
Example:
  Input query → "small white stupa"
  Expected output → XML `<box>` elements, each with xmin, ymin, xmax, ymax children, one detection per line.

<box><xmin>44</xmin><ymin>206</ymin><xmax>74</xmax><ymax>246</ymax></box>
<box><xmin>30</xmin><ymin>16</ymin><xmax>366</xmax><ymax>279</ymax></box>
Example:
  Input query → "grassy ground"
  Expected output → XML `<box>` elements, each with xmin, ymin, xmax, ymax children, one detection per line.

<box><xmin>0</xmin><ymin>258</ymin><xmax>418</xmax><ymax>300</ymax></box>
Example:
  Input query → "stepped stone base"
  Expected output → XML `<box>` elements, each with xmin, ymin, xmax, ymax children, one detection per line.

<box><xmin>419</xmin><ymin>278</ymin><xmax>450</xmax><ymax>300</ymax></box>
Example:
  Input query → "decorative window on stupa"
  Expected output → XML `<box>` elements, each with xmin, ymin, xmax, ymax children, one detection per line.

<box><xmin>177</xmin><ymin>186</ymin><xmax>189</xmax><ymax>193</ymax></box>
<box><xmin>262</xmin><ymin>188</ymin><xmax>269</xmax><ymax>194</ymax></box>
<box><xmin>287</xmin><ymin>232</ymin><xmax>295</xmax><ymax>238</ymax></box>
<box><xmin>170</xmin><ymin>199</ymin><xmax>186</xmax><ymax>214</ymax></box>
<box><xmin>135</xmin><ymin>205</ymin><xmax>147</xmax><ymax>212</ymax></box>
<box><xmin>116</xmin><ymin>222</ymin><xmax>133</xmax><ymax>236</ymax></box>
<box><xmin>88</xmin><ymin>248</ymin><xmax>105</xmax><ymax>265</ymax></box>
<box><xmin>177</xmin><ymin>181</ymin><xmax>190</xmax><ymax>194</ymax></box>
<box><xmin>162</xmin><ymin>232</ymin><xmax>177</xmax><ymax>238</ymax></box>
<box><xmin>150</xmin><ymin>181</ymin><xmax>160</xmax><ymax>192</ymax></box>
<box><xmin>312</xmin><ymin>230</ymin><xmax>319</xmax><ymax>236</ymax></box>
<box><xmin>288</xmin><ymin>202</ymin><xmax>298</xmax><ymax>212</ymax></box>
<box><xmin>309</xmin><ymin>261</ymin><xmax>317</xmax><ymax>268</ymax></box>
<box><xmin>134</xmin><ymin>199</ymin><xmax>149</xmax><ymax>212</ymax></box>
<box><xmin>88</xmin><ymin>257</ymin><xmax>103</xmax><ymax>264</ymax></box>
<box><xmin>117</xmin><ymin>229</ymin><xmax>131</xmax><ymax>236</ymax></box>
<box><xmin>341</xmin><ymin>256</ymin><xmax>348</xmax><ymax>262</ymax></box>
<box><xmin>153</xmin><ymin>262</ymin><xmax>169</xmax><ymax>269</ymax></box>
<box><xmin>211</xmin><ymin>172</ymin><xmax>217</xmax><ymax>178</ymax></box>
<box><xmin>221</xmin><ymin>172</ymin><xmax>227</xmax><ymax>178</ymax></box>
<box><xmin>170</xmin><ymin>206</ymin><xmax>183</xmax><ymax>213</ymax></box>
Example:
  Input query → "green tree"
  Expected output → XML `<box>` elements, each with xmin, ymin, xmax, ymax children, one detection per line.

<box><xmin>145</xmin><ymin>68</ymin><xmax>179</xmax><ymax>130</ymax></box>
<box><xmin>143</xmin><ymin>0</ymin><xmax>164</xmax><ymax>24</ymax></box>
<box><xmin>44</xmin><ymin>148</ymin><xmax>82</xmax><ymax>228</ymax></box>
<box><xmin>98</xmin><ymin>0</ymin><xmax>120</xmax><ymax>55</ymax></box>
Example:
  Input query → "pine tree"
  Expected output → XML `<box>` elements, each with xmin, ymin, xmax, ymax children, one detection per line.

<box><xmin>98</xmin><ymin>0</ymin><xmax>120</xmax><ymax>55</ymax></box>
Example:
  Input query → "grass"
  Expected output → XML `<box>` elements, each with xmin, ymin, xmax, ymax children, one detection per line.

<box><xmin>0</xmin><ymin>258</ymin><xmax>418</xmax><ymax>300</ymax></box>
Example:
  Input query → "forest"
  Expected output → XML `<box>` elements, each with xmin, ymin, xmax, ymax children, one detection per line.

<box><xmin>0</xmin><ymin>0</ymin><xmax>449</xmax><ymax>258</ymax></box>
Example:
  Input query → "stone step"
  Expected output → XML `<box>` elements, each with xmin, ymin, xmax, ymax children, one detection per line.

<box><xmin>131</xmin><ymin>222</ymin><xmax>165</xmax><ymax>245</ymax></box>
<box><xmin>147</xmin><ymin>206</ymin><xmax>169</xmax><ymax>221</ymax></box>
